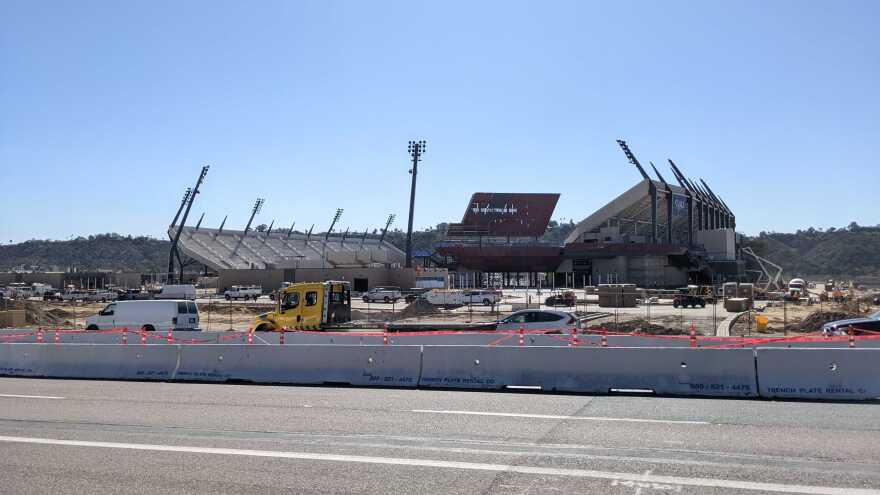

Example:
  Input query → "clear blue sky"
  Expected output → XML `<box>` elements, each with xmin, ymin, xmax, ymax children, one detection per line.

<box><xmin>1</xmin><ymin>0</ymin><xmax>878</xmax><ymax>243</ymax></box>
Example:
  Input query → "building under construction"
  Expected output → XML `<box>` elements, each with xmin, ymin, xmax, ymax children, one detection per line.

<box><xmin>437</xmin><ymin>140</ymin><xmax>742</xmax><ymax>288</ymax></box>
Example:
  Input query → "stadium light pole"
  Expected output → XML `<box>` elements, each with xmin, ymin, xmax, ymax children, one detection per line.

<box><xmin>405</xmin><ymin>140</ymin><xmax>426</xmax><ymax>268</ymax></box>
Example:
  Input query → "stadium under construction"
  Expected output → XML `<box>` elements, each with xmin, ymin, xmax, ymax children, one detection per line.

<box><xmin>165</xmin><ymin>139</ymin><xmax>742</xmax><ymax>291</ymax></box>
<box><xmin>436</xmin><ymin>140</ymin><xmax>741</xmax><ymax>289</ymax></box>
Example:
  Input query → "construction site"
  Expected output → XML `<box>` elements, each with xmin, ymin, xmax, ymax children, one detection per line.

<box><xmin>2</xmin><ymin>139</ymin><xmax>878</xmax><ymax>337</ymax></box>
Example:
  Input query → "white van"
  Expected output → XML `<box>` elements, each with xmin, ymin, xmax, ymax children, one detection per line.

<box><xmin>85</xmin><ymin>300</ymin><xmax>200</xmax><ymax>331</ymax></box>
<box><xmin>155</xmin><ymin>284</ymin><xmax>196</xmax><ymax>300</ymax></box>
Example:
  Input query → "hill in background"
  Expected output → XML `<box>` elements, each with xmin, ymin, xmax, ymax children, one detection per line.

<box><xmin>0</xmin><ymin>234</ymin><xmax>169</xmax><ymax>272</ymax></box>
<box><xmin>741</xmin><ymin>223</ymin><xmax>880</xmax><ymax>278</ymax></box>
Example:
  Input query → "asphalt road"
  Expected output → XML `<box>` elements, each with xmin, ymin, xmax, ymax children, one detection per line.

<box><xmin>0</xmin><ymin>378</ymin><xmax>879</xmax><ymax>494</ymax></box>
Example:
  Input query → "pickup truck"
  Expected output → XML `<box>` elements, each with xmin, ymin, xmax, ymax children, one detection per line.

<box><xmin>362</xmin><ymin>287</ymin><xmax>403</xmax><ymax>303</ymax></box>
<box><xmin>224</xmin><ymin>286</ymin><xmax>262</xmax><ymax>301</ymax></box>
<box><xmin>86</xmin><ymin>290</ymin><xmax>115</xmax><ymax>302</ymax></box>
<box><xmin>672</xmin><ymin>293</ymin><xmax>707</xmax><ymax>308</ymax></box>
<box><xmin>463</xmin><ymin>289</ymin><xmax>501</xmax><ymax>306</ymax></box>
<box><xmin>545</xmin><ymin>291</ymin><xmax>577</xmax><ymax>307</ymax></box>
<box><xmin>61</xmin><ymin>290</ymin><xmax>89</xmax><ymax>302</ymax></box>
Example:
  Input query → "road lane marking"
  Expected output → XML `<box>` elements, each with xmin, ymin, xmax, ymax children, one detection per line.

<box><xmin>0</xmin><ymin>394</ymin><xmax>65</xmax><ymax>400</ymax></box>
<box><xmin>0</xmin><ymin>435</ymin><xmax>875</xmax><ymax>495</ymax></box>
<box><xmin>410</xmin><ymin>409</ymin><xmax>709</xmax><ymax>425</ymax></box>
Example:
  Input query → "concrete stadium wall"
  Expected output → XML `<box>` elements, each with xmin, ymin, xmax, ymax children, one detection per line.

<box><xmin>218</xmin><ymin>267</ymin><xmax>447</xmax><ymax>292</ymax></box>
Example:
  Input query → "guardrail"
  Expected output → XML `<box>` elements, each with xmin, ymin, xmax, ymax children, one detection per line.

<box><xmin>1</xmin><ymin>328</ymin><xmax>878</xmax><ymax>400</ymax></box>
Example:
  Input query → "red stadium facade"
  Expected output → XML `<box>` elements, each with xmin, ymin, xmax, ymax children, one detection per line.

<box><xmin>436</xmin><ymin>193</ymin><xmax>564</xmax><ymax>275</ymax></box>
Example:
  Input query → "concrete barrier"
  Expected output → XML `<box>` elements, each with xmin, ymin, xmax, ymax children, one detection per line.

<box><xmin>0</xmin><ymin>344</ymin><xmax>179</xmax><ymax>380</ymax></box>
<box><xmin>419</xmin><ymin>346</ymin><xmax>758</xmax><ymax>397</ymax></box>
<box><xmin>175</xmin><ymin>345</ymin><xmax>421</xmax><ymax>387</ymax></box>
<box><xmin>755</xmin><ymin>348</ymin><xmax>880</xmax><ymax>400</ymax></box>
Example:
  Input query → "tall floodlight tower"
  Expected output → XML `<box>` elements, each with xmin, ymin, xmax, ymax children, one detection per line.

<box><xmin>379</xmin><ymin>214</ymin><xmax>396</xmax><ymax>244</ymax></box>
<box><xmin>168</xmin><ymin>166</ymin><xmax>209</xmax><ymax>282</ymax></box>
<box><xmin>405</xmin><ymin>140</ymin><xmax>426</xmax><ymax>268</ymax></box>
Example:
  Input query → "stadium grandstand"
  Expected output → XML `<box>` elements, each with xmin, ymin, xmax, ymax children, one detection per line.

<box><xmin>170</xmin><ymin>226</ymin><xmax>405</xmax><ymax>272</ymax></box>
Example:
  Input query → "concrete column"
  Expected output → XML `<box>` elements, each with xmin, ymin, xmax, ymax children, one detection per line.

<box><xmin>650</xmin><ymin>184</ymin><xmax>658</xmax><ymax>243</ymax></box>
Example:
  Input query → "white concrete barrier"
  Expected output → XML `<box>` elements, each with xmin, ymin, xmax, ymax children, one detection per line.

<box><xmin>419</xmin><ymin>346</ymin><xmax>758</xmax><ymax>397</ymax></box>
<box><xmin>0</xmin><ymin>344</ymin><xmax>179</xmax><ymax>380</ymax></box>
<box><xmin>756</xmin><ymin>348</ymin><xmax>880</xmax><ymax>400</ymax></box>
<box><xmin>175</xmin><ymin>345</ymin><xmax>421</xmax><ymax>387</ymax></box>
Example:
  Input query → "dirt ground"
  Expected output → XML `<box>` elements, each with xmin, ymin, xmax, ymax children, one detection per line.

<box><xmin>730</xmin><ymin>299</ymin><xmax>875</xmax><ymax>336</ymax></box>
<box><xmin>7</xmin><ymin>296</ymin><xmax>877</xmax><ymax>335</ymax></box>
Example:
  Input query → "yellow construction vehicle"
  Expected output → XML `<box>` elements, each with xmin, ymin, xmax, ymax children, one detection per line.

<box><xmin>252</xmin><ymin>281</ymin><xmax>351</xmax><ymax>331</ymax></box>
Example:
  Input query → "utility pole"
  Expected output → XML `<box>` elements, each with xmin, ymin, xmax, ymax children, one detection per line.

<box><xmin>405</xmin><ymin>140</ymin><xmax>426</xmax><ymax>268</ymax></box>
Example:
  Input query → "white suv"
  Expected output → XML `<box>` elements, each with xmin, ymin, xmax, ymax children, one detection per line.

<box><xmin>362</xmin><ymin>286</ymin><xmax>403</xmax><ymax>303</ymax></box>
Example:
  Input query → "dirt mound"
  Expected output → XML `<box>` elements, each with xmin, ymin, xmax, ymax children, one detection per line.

<box><xmin>23</xmin><ymin>302</ymin><xmax>70</xmax><ymax>326</ymax></box>
<box><xmin>797</xmin><ymin>311</ymin><xmax>863</xmax><ymax>332</ymax></box>
<box><xmin>397</xmin><ymin>299</ymin><xmax>441</xmax><ymax>319</ymax></box>
<box><xmin>587</xmin><ymin>319</ymin><xmax>688</xmax><ymax>335</ymax></box>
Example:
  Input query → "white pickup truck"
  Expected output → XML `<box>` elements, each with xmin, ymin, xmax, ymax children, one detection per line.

<box><xmin>61</xmin><ymin>290</ymin><xmax>89</xmax><ymax>301</ymax></box>
<box><xmin>224</xmin><ymin>285</ymin><xmax>262</xmax><ymax>301</ymax></box>
<box><xmin>86</xmin><ymin>290</ymin><xmax>115</xmax><ymax>302</ymax></box>
<box><xmin>362</xmin><ymin>287</ymin><xmax>403</xmax><ymax>303</ymax></box>
<box><xmin>462</xmin><ymin>289</ymin><xmax>502</xmax><ymax>306</ymax></box>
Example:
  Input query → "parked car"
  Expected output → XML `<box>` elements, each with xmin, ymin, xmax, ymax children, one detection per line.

<box><xmin>822</xmin><ymin>317</ymin><xmax>880</xmax><ymax>336</ymax></box>
<box><xmin>85</xmin><ymin>300</ymin><xmax>200</xmax><ymax>331</ymax></box>
<box><xmin>545</xmin><ymin>291</ymin><xmax>577</xmax><ymax>307</ymax></box>
<box><xmin>362</xmin><ymin>286</ymin><xmax>403</xmax><ymax>303</ymax></box>
<box><xmin>155</xmin><ymin>284</ymin><xmax>196</xmax><ymax>300</ymax></box>
<box><xmin>224</xmin><ymin>285</ymin><xmax>262</xmax><ymax>301</ymax></box>
<box><xmin>873</xmin><ymin>296</ymin><xmax>880</xmax><ymax>306</ymax></box>
<box><xmin>495</xmin><ymin>309</ymin><xmax>579</xmax><ymax>331</ymax></box>
<box><xmin>463</xmin><ymin>289</ymin><xmax>501</xmax><ymax>306</ymax></box>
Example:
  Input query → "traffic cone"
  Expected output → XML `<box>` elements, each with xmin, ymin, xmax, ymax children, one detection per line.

<box><xmin>519</xmin><ymin>325</ymin><xmax>525</xmax><ymax>346</ymax></box>
<box><xmin>54</xmin><ymin>327</ymin><xmax>61</xmax><ymax>344</ymax></box>
<box><xmin>383</xmin><ymin>323</ymin><xmax>390</xmax><ymax>345</ymax></box>
<box><xmin>601</xmin><ymin>329</ymin><xmax>608</xmax><ymax>348</ymax></box>
<box><xmin>689</xmin><ymin>323</ymin><xmax>697</xmax><ymax>348</ymax></box>
<box><xmin>37</xmin><ymin>328</ymin><xmax>44</xmax><ymax>344</ymax></box>
<box><xmin>570</xmin><ymin>327</ymin><xmax>578</xmax><ymax>347</ymax></box>
<box><xmin>166</xmin><ymin>328</ymin><xmax>173</xmax><ymax>344</ymax></box>
<box><xmin>279</xmin><ymin>329</ymin><xmax>285</xmax><ymax>345</ymax></box>
<box><xmin>140</xmin><ymin>331</ymin><xmax>147</xmax><ymax>345</ymax></box>
<box><xmin>849</xmin><ymin>329</ymin><xmax>855</xmax><ymax>348</ymax></box>
<box><xmin>247</xmin><ymin>328</ymin><xmax>254</xmax><ymax>345</ymax></box>
<box><xmin>122</xmin><ymin>327</ymin><xmax>128</xmax><ymax>345</ymax></box>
